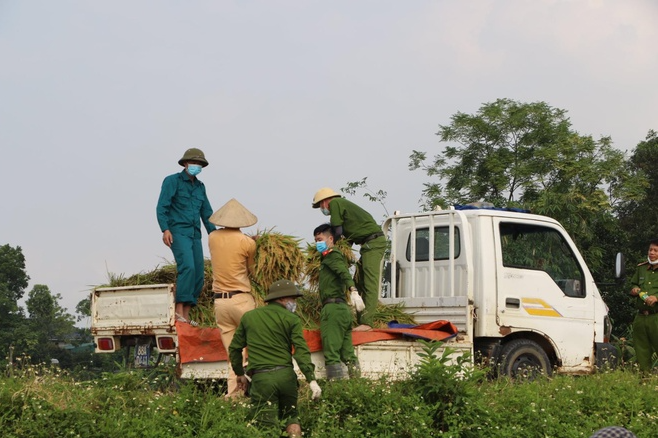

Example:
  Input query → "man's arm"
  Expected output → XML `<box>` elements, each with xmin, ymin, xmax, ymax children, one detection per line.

<box><xmin>199</xmin><ymin>185</ymin><xmax>216</xmax><ymax>234</ymax></box>
<box><xmin>228</xmin><ymin>322</ymin><xmax>247</xmax><ymax>376</ymax></box>
<box><xmin>290</xmin><ymin>319</ymin><xmax>316</xmax><ymax>382</ymax></box>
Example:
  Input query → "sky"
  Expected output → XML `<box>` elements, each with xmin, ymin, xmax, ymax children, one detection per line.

<box><xmin>1</xmin><ymin>1</ymin><xmax>657</xmax><ymax>324</ymax></box>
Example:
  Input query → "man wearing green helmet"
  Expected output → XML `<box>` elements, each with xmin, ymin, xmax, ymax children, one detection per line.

<box><xmin>156</xmin><ymin>148</ymin><xmax>216</xmax><ymax>325</ymax></box>
<box><xmin>229</xmin><ymin>280</ymin><xmax>321</xmax><ymax>438</ymax></box>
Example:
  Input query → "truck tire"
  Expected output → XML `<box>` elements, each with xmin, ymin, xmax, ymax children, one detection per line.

<box><xmin>499</xmin><ymin>339</ymin><xmax>552</xmax><ymax>379</ymax></box>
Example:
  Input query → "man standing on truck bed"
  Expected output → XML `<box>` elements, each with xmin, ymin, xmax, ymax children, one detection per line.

<box><xmin>208</xmin><ymin>198</ymin><xmax>258</xmax><ymax>399</ymax></box>
<box><xmin>312</xmin><ymin>188</ymin><xmax>386</xmax><ymax>331</ymax></box>
<box><xmin>629</xmin><ymin>238</ymin><xmax>658</xmax><ymax>373</ymax></box>
<box><xmin>156</xmin><ymin>148</ymin><xmax>215</xmax><ymax>325</ymax></box>
<box><xmin>229</xmin><ymin>279</ymin><xmax>321</xmax><ymax>438</ymax></box>
<box><xmin>313</xmin><ymin>223</ymin><xmax>363</xmax><ymax>379</ymax></box>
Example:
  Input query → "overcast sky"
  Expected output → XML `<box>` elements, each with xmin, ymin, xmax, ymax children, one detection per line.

<box><xmin>1</xmin><ymin>1</ymin><xmax>656</xmax><ymax>324</ymax></box>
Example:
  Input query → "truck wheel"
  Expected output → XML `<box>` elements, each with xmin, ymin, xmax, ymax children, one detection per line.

<box><xmin>499</xmin><ymin>339</ymin><xmax>552</xmax><ymax>379</ymax></box>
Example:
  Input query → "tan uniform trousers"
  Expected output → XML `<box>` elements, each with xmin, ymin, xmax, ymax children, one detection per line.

<box><xmin>214</xmin><ymin>292</ymin><xmax>256</xmax><ymax>398</ymax></box>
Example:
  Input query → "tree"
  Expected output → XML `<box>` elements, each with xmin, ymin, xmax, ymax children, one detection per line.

<box><xmin>0</xmin><ymin>244</ymin><xmax>30</xmax><ymax>304</ymax></box>
<box><xmin>618</xmin><ymin>130</ymin><xmax>658</xmax><ymax>257</ymax></box>
<box><xmin>0</xmin><ymin>245</ymin><xmax>30</xmax><ymax>363</ymax></box>
<box><xmin>409</xmin><ymin>98</ymin><xmax>646</xmax><ymax>277</ymax></box>
<box><xmin>25</xmin><ymin>284</ymin><xmax>76</xmax><ymax>364</ymax></box>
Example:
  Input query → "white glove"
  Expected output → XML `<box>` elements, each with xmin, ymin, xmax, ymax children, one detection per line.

<box><xmin>309</xmin><ymin>380</ymin><xmax>322</xmax><ymax>400</ymax></box>
<box><xmin>350</xmin><ymin>289</ymin><xmax>365</xmax><ymax>312</ymax></box>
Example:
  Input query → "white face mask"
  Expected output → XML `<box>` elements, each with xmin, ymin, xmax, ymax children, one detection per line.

<box><xmin>285</xmin><ymin>301</ymin><xmax>297</xmax><ymax>313</ymax></box>
<box><xmin>647</xmin><ymin>257</ymin><xmax>658</xmax><ymax>265</ymax></box>
<box><xmin>320</xmin><ymin>207</ymin><xmax>330</xmax><ymax>216</ymax></box>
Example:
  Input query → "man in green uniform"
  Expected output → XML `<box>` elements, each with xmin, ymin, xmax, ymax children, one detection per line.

<box><xmin>229</xmin><ymin>280</ymin><xmax>322</xmax><ymax>438</ymax></box>
<box><xmin>312</xmin><ymin>188</ymin><xmax>387</xmax><ymax>331</ymax></box>
<box><xmin>156</xmin><ymin>148</ymin><xmax>215</xmax><ymax>325</ymax></box>
<box><xmin>629</xmin><ymin>239</ymin><xmax>658</xmax><ymax>373</ymax></box>
<box><xmin>314</xmin><ymin>223</ymin><xmax>363</xmax><ymax>379</ymax></box>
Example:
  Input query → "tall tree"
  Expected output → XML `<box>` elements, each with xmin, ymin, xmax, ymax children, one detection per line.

<box><xmin>25</xmin><ymin>285</ymin><xmax>76</xmax><ymax>364</ymax></box>
<box><xmin>0</xmin><ymin>245</ymin><xmax>30</xmax><ymax>362</ymax></box>
<box><xmin>618</xmin><ymin>130</ymin><xmax>658</xmax><ymax>258</ymax></box>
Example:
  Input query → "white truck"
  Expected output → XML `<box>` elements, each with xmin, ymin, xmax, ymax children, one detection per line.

<box><xmin>91</xmin><ymin>205</ymin><xmax>617</xmax><ymax>379</ymax></box>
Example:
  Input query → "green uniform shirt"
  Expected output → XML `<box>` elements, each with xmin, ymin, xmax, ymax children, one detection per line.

<box><xmin>328</xmin><ymin>197</ymin><xmax>381</xmax><ymax>245</ymax></box>
<box><xmin>156</xmin><ymin>170</ymin><xmax>215</xmax><ymax>238</ymax></box>
<box><xmin>630</xmin><ymin>262</ymin><xmax>658</xmax><ymax>311</ymax></box>
<box><xmin>229</xmin><ymin>303</ymin><xmax>316</xmax><ymax>382</ymax></box>
<box><xmin>319</xmin><ymin>249</ymin><xmax>355</xmax><ymax>302</ymax></box>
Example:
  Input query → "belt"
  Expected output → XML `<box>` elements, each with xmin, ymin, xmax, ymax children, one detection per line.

<box><xmin>213</xmin><ymin>291</ymin><xmax>245</xmax><ymax>299</ymax></box>
<box><xmin>360</xmin><ymin>232</ymin><xmax>384</xmax><ymax>245</ymax></box>
<box><xmin>323</xmin><ymin>298</ymin><xmax>346</xmax><ymax>306</ymax></box>
<box><xmin>247</xmin><ymin>365</ymin><xmax>289</xmax><ymax>377</ymax></box>
<box><xmin>639</xmin><ymin>309</ymin><xmax>658</xmax><ymax>316</ymax></box>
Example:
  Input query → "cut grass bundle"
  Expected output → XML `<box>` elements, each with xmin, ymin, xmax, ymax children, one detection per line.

<box><xmin>250</xmin><ymin>228</ymin><xmax>306</xmax><ymax>299</ymax></box>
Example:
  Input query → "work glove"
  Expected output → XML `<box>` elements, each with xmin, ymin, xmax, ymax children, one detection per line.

<box><xmin>309</xmin><ymin>380</ymin><xmax>322</xmax><ymax>400</ymax></box>
<box><xmin>349</xmin><ymin>288</ymin><xmax>365</xmax><ymax>312</ymax></box>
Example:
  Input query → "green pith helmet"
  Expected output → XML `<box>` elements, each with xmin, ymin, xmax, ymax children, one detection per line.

<box><xmin>178</xmin><ymin>148</ymin><xmax>209</xmax><ymax>167</ymax></box>
<box><xmin>264</xmin><ymin>279</ymin><xmax>303</xmax><ymax>302</ymax></box>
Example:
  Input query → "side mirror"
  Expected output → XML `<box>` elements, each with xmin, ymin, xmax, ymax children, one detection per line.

<box><xmin>614</xmin><ymin>252</ymin><xmax>626</xmax><ymax>279</ymax></box>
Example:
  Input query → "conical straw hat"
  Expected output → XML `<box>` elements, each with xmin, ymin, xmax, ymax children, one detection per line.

<box><xmin>209</xmin><ymin>198</ymin><xmax>258</xmax><ymax>228</ymax></box>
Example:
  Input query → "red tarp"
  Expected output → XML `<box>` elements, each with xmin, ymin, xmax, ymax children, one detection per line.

<box><xmin>176</xmin><ymin>320</ymin><xmax>458</xmax><ymax>365</ymax></box>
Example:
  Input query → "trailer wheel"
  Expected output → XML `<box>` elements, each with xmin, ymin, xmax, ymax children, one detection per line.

<box><xmin>499</xmin><ymin>339</ymin><xmax>552</xmax><ymax>379</ymax></box>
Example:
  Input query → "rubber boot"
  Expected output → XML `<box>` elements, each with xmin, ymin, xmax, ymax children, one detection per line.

<box><xmin>347</xmin><ymin>361</ymin><xmax>361</xmax><ymax>379</ymax></box>
<box><xmin>325</xmin><ymin>363</ymin><xmax>347</xmax><ymax>380</ymax></box>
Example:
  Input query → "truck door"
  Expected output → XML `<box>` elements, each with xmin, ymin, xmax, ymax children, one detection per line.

<box><xmin>494</xmin><ymin>220</ymin><xmax>595</xmax><ymax>369</ymax></box>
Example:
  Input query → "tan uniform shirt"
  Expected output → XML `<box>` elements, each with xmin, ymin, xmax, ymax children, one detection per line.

<box><xmin>208</xmin><ymin>228</ymin><xmax>256</xmax><ymax>292</ymax></box>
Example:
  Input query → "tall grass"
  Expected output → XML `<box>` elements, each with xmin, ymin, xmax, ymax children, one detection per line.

<box><xmin>3</xmin><ymin>357</ymin><xmax>656</xmax><ymax>438</ymax></box>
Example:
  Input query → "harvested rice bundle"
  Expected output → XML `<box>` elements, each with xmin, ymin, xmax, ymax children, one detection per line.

<box><xmin>250</xmin><ymin>229</ymin><xmax>306</xmax><ymax>300</ymax></box>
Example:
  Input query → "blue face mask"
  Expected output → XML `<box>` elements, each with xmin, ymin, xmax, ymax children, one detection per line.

<box><xmin>320</xmin><ymin>207</ymin><xmax>330</xmax><ymax>216</ymax></box>
<box><xmin>316</xmin><ymin>241</ymin><xmax>328</xmax><ymax>253</ymax></box>
<box><xmin>187</xmin><ymin>164</ymin><xmax>202</xmax><ymax>176</ymax></box>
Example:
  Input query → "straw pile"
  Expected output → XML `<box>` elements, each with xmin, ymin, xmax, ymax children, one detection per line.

<box><xmin>102</xmin><ymin>230</ymin><xmax>414</xmax><ymax>328</ymax></box>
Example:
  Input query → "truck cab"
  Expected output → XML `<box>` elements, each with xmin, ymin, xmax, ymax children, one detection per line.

<box><xmin>382</xmin><ymin>205</ymin><xmax>617</xmax><ymax>377</ymax></box>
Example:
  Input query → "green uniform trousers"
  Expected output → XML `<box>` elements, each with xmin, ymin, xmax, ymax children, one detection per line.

<box><xmin>320</xmin><ymin>303</ymin><xmax>357</xmax><ymax>365</ymax></box>
<box><xmin>632</xmin><ymin>312</ymin><xmax>658</xmax><ymax>372</ymax></box>
<box><xmin>355</xmin><ymin>235</ymin><xmax>387</xmax><ymax>326</ymax></box>
<box><xmin>170</xmin><ymin>234</ymin><xmax>204</xmax><ymax>305</ymax></box>
<box><xmin>249</xmin><ymin>367</ymin><xmax>299</xmax><ymax>430</ymax></box>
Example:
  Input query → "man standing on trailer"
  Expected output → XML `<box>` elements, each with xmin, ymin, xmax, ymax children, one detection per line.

<box><xmin>156</xmin><ymin>148</ymin><xmax>215</xmax><ymax>325</ymax></box>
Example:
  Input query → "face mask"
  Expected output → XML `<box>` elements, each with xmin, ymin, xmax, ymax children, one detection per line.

<box><xmin>285</xmin><ymin>301</ymin><xmax>297</xmax><ymax>313</ymax></box>
<box><xmin>320</xmin><ymin>207</ymin><xmax>330</xmax><ymax>216</ymax></box>
<box><xmin>648</xmin><ymin>257</ymin><xmax>658</xmax><ymax>265</ymax></box>
<box><xmin>187</xmin><ymin>164</ymin><xmax>202</xmax><ymax>176</ymax></box>
<box><xmin>316</xmin><ymin>241</ymin><xmax>328</xmax><ymax>253</ymax></box>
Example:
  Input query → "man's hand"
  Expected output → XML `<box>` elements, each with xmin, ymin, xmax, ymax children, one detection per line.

<box><xmin>309</xmin><ymin>380</ymin><xmax>322</xmax><ymax>400</ymax></box>
<box><xmin>350</xmin><ymin>288</ymin><xmax>365</xmax><ymax>312</ymax></box>
<box><xmin>646</xmin><ymin>295</ymin><xmax>658</xmax><ymax>306</ymax></box>
<box><xmin>630</xmin><ymin>287</ymin><xmax>640</xmax><ymax>296</ymax></box>
<box><xmin>237</xmin><ymin>375</ymin><xmax>249</xmax><ymax>392</ymax></box>
<box><xmin>162</xmin><ymin>230</ymin><xmax>173</xmax><ymax>247</ymax></box>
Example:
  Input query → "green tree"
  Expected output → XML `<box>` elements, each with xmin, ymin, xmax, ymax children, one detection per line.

<box><xmin>409</xmin><ymin>98</ymin><xmax>646</xmax><ymax>277</ymax></box>
<box><xmin>0</xmin><ymin>245</ymin><xmax>30</xmax><ymax>363</ymax></box>
<box><xmin>25</xmin><ymin>284</ymin><xmax>76</xmax><ymax>364</ymax></box>
<box><xmin>618</xmin><ymin>130</ymin><xmax>658</xmax><ymax>258</ymax></box>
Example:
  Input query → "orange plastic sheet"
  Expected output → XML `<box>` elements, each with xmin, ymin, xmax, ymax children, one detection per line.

<box><xmin>177</xmin><ymin>320</ymin><xmax>458</xmax><ymax>365</ymax></box>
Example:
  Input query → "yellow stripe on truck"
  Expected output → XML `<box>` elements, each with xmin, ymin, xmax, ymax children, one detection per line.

<box><xmin>521</xmin><ymin>298</ymin><xmax>563</xmax><ymax>317</ymax></box>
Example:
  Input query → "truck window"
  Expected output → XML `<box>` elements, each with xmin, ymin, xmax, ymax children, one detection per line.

<box><xmin>499</xmin><ymin>222</ymin><xmax>585</xmax><ymax>298</ymax></box>
<box><xmin>406</xmin><ymin>227</ymin><xmax>461</xmax><ymax>261</ymax></box>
